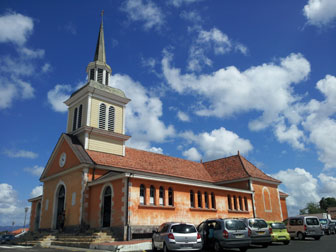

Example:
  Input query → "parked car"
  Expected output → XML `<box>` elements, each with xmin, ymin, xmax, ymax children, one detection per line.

<box><xmin>266</xmin><ymin>221</ymin><xmax>290</xmax><ymax>245</ymax></box>
<box><xmin>152</xmin><ymin>222</ymin><xmax>202</xmax><ymax>251</ymax></box>
<box><xmin>239</xmin><ymin>218</ymin><xmax>271</xmax><ymax>248</ymax></box>
<box><xmin>319</xmin><ymin>219</ymin><xmax>333</xmax><ymax>235</ymax></box>
<box><xmin>197</xmin><ymin>218</ymin><xmax>250</xmax><ymax>252</ymax></box>
<box><xmin>0</xmin><ymin>234</ymin><xmax>15</xmax><ymax>244</ymax></box>
<box><xmin>284</xmin><ymin>216</ymin><xmax>323</xmax><ymax>240</ymax></box>
<box><xmin>329</xmin><ymin>220</ymin><xmax>336</xmax><ymax>234</ymax></box>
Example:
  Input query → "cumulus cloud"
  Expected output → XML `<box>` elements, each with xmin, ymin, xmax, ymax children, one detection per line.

<box><xmin>180</xmin><ymin>10</ymin><xmax>202</xmax><ymax>23</ymax></box>
<box><xmin>169</xmin><ymin>0</ymin><xmax>202</xmax><ymax>7</ymax></box>
<box><xmin>30</xmin><ymin>186</ymin><xmax>43</xmax><ymax>198</ymax></box>
<box><xmin>181</xmin><ymin>127</ymin><xmax>253</xmax><ymax>161</ymax></box>
<box><xmin>47</xmin><ymin>84</ymin><xmax>72</xmax><ymax>112</ymax></box>
<box><xmin>303</xmin><ymin>0</ymin><xmax>336</xmax><ymax>27</ymax></box>
<box><xmin>182</xmin><ymin>147</ymin><xmax>202</xmax><ymax>161</ymax></box>
<box><xmin>177</xmin><ymin>111</ymin><xmax>190</xmax><ymax>122</ymax></box>
<box><xmin>110</xmin><ymin>74</ymin><xmax>175</xmax><ymax>151</ymax></box>
<box><xmin>121</xmin><ymin>0</ymin><xmax>164</xmax><ymax>30</ymax></box>
<box><xmin>0</xmin><ymin>12</ymin><xmax>33</xmax><ymax>45</ymax></box>
<box><xmin>187</xmin><ymin>28</ymin><xmax>247</xmax><ymax>71</ymax></box>
<box><xmin>3</xmin><ymin>149</ymin><xmax>38</xmax><ymax>159</ymax></box>
<box><xmin>24</xmin><ymin>165</ymin><xmax>44</xmax><ymax>177</ymax></box>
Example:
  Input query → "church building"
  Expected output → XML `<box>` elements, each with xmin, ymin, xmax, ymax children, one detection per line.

<box><xmin>28</xmin><ymin>18</ymin><xmax>288</xmax><ymax>240</ymax></box>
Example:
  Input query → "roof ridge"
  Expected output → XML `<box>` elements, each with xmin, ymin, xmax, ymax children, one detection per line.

<box><xmin>202</xmin><ymin>154</ymin><xmax>239</xmax><ymax>164</ymax></box>
<box><xmin>237</xmin><ymin>154</ymin><xmax>251</xmax><ymax>177</ymax></box>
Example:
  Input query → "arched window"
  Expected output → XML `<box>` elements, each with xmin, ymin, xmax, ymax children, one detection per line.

<box><xmin>233</xmin><ymin>195</ymin><xmax>238</xmax><ymax>210</ymax></box>
<box><xmin>197</xmin><ymin>191</ymin><xmax>202</xmax><ymax>208</ymax></box>
<box><xmin>190</xmin><ymin>190</ymin><xmax>195</xmax><ymax>208</ymax></box>
<box><xmin>262</xmin><ymin>187</ymin><xmax>272</xmax><ymax>212</ymax></box>
<box><xmin>244</xmin><ymin>197</ymin><xmax>249</xmax><ymax>211</ymax></box>
<box><xmin>204</xmin><ymin>192</ymin><xmax>209</xmax><ymax>208</ymax></box>
<box><xmin>239</xmin><ymin>196</ymin><xmax>243</xmax><ymax>211</ymax></box>
<box><xmin>150</xmin><ymin>185</ymin><xmax>155</xmax><ymax>205</ymax></box>
<box><xmin>140</xmin><ymin>184</ymin><xmax>145</xmax><ymax>205</ymax></box>
<box><xmin>211</xmin><ymin>192</ymin><xmax>216</xmax><ymax>209</ymax></box>
<box><xmin>78</xmin><ymin>104</ymin><xmax>83</xmax><ymax>128</ymax></box>
<box><xmin>228</xmin><ymin>195</ymin><xmax>232</xmax><ymax>210</ymax></box>
<box><xmin>159</xmin><ymin>187</ymin><xmax>164</xmax><ymax>206</ymax></box>
<box><xmin>72</xmin><ymin>107</ymin><xmax>78</xmax><ymax>131</ymax></box>
<box><xmin>99</xmin><ymin>103</ymin><xmax>106</xmax><ymax>129</ymax></box>
<box><xmin>102</xmin><ymin>186</ymin><xmax>112</xmax><ymax>227</ymax></box>
<box><xmin>168</xmin><ymin>187</ymin><xmax>173</xmax><ymax>206</ymax></box>
<box><xmin>108</xmin><ymin>106</ymin><xmax>115</xmax><ymax>131</ymax></box>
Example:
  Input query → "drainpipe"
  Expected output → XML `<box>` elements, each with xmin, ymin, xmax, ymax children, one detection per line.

<box><xmin>249</xmin><ymin>179</ymin><xmax>256</xmax><ymax>218</ymax></box>
<box><xmin>125</xmin><ymin>175</ymin><xmax>131</xmax><ymax>240</ymax></box>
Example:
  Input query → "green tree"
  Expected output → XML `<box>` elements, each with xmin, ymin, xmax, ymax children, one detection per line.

<box><xmin>299</xmin><ymin>202</ymin><xmax>322</xmax><ymax>215</ymax></box>
<box><xmin>319</xmin><ymin>197</ymin><xmax>336</xmax><ymax>211</ymax></box>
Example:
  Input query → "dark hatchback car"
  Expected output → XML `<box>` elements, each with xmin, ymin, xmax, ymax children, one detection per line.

<box><xmin>0</xmin><ymin>234</ymin><xmax>15</xmax><ymax>244</ymax></box>
<box><xmin>198</xmin><ymin>218</ymin><xmax>250</xmax><ymax>252</ymax></box>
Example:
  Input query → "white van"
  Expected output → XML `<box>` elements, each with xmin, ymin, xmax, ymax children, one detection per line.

<box><xmin>283</xmin><ymin>216</ymin><xmax>323</xmax><ymax>240</ymax></box>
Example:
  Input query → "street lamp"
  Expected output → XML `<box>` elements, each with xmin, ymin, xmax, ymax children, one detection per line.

<box><xmin>23</xmin><ymin>207</ymin><xmax>29</xmax><ymax>232</ymax></box>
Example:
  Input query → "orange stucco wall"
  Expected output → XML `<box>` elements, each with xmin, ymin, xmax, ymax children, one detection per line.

<box><xmin>129</xmin><ymin>179</ymin><xmax>253</xmax><ymax>227</ymax></box>
<box><xmin>39</xmin><ymin>169</ymin><xmax>84</xmax><ymax>229</ymax></box>
<box><xmin>280</xmin><ymin>197</ymin><xmax>288</xmax><ymax>220</ymax></box>
<box><xmin>44</xmin><ymin>139</ymin><xmax>81</xmax><ymax>178</ymax></box>
<box><xmin>252</xmin><ymin>181</ymin><xmax>282</xmax><ymax>221</ymax></box>
<box><xmin>29</xmin><ymin>200</ymin><xmax>39</xmax><ymax>231</ymax></box>
<box><xmin>87</xmin><ymin>178</ymin><xmax>126</xmax><ymax>228</ymax></box>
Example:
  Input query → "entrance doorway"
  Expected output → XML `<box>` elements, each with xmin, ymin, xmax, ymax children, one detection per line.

<box><xmin>34</xmin><ymin>202</ymin><xmax>41</xmax><ymax>231</ymax></box>
<box><xmin>56</xmin><ymin>185</ymin><xmax>65</xmax><ymax>230</ymax></box>
<box><xmin>102</xmin><ymin>186</ymin><xmax>112</xmax><ymax>227</ymax></box>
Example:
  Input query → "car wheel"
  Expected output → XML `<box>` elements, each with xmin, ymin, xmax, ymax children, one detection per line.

<box><xmin>262</xmin><ymin>243</ymin><xmax>268</xmax><ymax>248</ymax></box>
<box><xmin>163</xmin><ymin>243</ymin><xmax>169</xmax><ymax>252</ymax></box>
<box><xmin>314</xmin><ymin>236</ymin><xmax>321</xmax><ymax>240</ymax></box>
<box><xmin>297</xmin><ymin>232</ymin><xmax>305</xmax><ymax>240</ymax></box>
<box><xmin>152</xmin><ymin>240</ymin><xmax>157</xmax><ymax>251</ymax></box>
<box><xmin>239</xmin><ymin>247</ymin><xmax>248</xmax><ymax>252</ymax></box>
<box><xmin>283</xmin><ymin>241</ymin><xmax>290</xmax><ymax>245</ymax></box>
<box><xmin>214</xmin><ymin>240</ymin><xmax>222</xmax><ymax>252</ymax></box>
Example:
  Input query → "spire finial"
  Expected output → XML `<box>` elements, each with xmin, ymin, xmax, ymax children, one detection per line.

<box><xmin>101</xmin><ymin>10</ymin><xmax>104</xmax><ymax>22</ymax></box>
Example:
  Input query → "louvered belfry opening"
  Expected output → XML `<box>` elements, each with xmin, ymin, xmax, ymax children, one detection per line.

<box><xmin>105</xmin><ymin>71</ymin><xmax>109</xmax><ymax>85</ymax></box>
<box><xmin>78</xmin><ymin>105</ymin><xmax>82</xmax><ymax>128</ymax></box>
<box><xmin>97</xmin><ymin>68</ymin><xmax>103</xmax><ymax>84</ymax></box>
<box><xmin>108</xmin><ymin>106</ymin><xmax>115</xmax><ymax>131</ymax></box>
<box><xmin>90</xmin><ymin>69</ymin><xmax>95</xmax><ymax>80</ymax></box>
<box><xmin>73</xmin><ymin>108</ymin><xmax>78</xmax><ymax>131</ymax></box>
<box><xmin>99</xmin><ymin>103</ymin><xmax>106</xmax><ymax>129</ymax></box>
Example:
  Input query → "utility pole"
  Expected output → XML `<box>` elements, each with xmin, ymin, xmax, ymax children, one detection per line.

<box><xmin>23</xmin><ymin>207</ymin><xmax>29</xmax><ymax>232</ymax></box>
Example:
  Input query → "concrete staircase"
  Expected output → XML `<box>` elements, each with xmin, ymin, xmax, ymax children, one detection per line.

<box><xmin>49</xmin><ymin>232</ymin><xmax>114</xmax><ymax>248</ymax></box>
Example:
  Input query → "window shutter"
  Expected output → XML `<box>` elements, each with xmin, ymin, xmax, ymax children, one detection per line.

<box><xmin>78</xmin><ymin>105</ymin><xmax>82</xmax><ymax>128</ymax></box>
<box><xmin>99</xmin><ymin>103</ymin><xmax>106</xmax><ymax>129</ymax></box>
<box><xmin>73</xmin><ymin>108</ymin><xmax>78</xmax><ymax>131</ymax></box>
<box><xmin>97</xmin><ymin>68</ymin><xmax>103</xmax><ymax>83</ymax></box>
<box><xmin>108</xmin><ymin>106</ymin><xmax>115</xmax><ymax>131</ymax></box>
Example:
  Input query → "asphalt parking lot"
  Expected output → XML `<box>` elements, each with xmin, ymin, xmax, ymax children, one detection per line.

<box><xmin>0</xmin><ymin>235</ymin><xmax>335</xmax><ymax>252</ymax></box>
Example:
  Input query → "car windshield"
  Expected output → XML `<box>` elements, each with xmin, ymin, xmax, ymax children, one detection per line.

<box><xmin>171</xmin><ymin>224</ymin><xmax>196</xmax><ymax>233</ymax></box>
<box><xmin>271</xmin><ymin>223</ymin><xmax>286</xmax><ymax>229</ymax></box>
<box><xmin>306</xmin><ymin>218</ymin><xmax>319</xmax><ymax>225</ymax></box>
<box><xmin>319</xmin><ymin>219</ymin><xmax>327</xmax><ymax>224</ymax></box>
<box><xmin>225</xmin><ymin>220</ymin><xmax>246</xmax><ymax>230</ymax></box>
<box><xmin>249</xmin><ymin>219</ymin><xmax>268</xmax><ymax>228</ymax></box>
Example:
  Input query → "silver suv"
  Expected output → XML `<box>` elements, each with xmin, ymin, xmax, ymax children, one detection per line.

<box><xmin>239</xmin><ymin>218</ymin><xmax>272</xmax><ymax>248</ymax></box>
<box><xmin>197</xmin><ymin>218</ymin><xmax>250</xmax><ymax>252</ymax></box>
<box><xmin>152</xmin><ymin>222</ymin><xmax>202</xmax><ymax>251</ymax></box>
<box><xmin>284</xmin><ymin>216</ymin><xmax>323</xmax><ymax>240</ymax></box>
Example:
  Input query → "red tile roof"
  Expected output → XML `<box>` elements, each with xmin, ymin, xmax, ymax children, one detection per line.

<box><xmin>86</xmin><ymin>147</ymin><xmax>280</xmax><ymax>184</ymax></box>
<box><xmin>87</xmin><ymin>148</ymin><xmax>214</xmax><ymax>182</ymax></box>
<box><xmin>279</xmin><ymin>191</ymin><xmax>289</xmax><ymax>197</ymax></box>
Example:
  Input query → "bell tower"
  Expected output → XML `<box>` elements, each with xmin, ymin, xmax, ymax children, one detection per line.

<box><xmin>64</xmin><ymin>13</ymin><xmax>131</xmax><ymax>156</ymax></box>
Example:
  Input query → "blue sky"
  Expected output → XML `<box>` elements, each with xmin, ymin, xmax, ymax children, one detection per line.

<box><xmin>1</xmin><ymin>0</ymin><xmax>336</xmax><ymax>225</ymax></box>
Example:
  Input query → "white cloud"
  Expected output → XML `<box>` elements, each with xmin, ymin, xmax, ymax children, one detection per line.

<box><xmin>274</xmin><ymin>118</ymin><xmax>305</xmax><ymax>150</ymax></box>
<box><xmin>273</xmin><ymin>168</ymin><xmax>320</xmax><ymax>216</ymax></box>
<box><xmin>180</xmin><ymin>10</ymin><xmax>202</xmax><ymax>23</ymax></box>
<box><xmin>181</xmin><ymin>127</ymin><xmax>253</xmax><ymax>161</ymax></box>
<box><xmin>0</xmin><ymin>82</ymin><xmax>16</xmax><ymax>109</ymax></box>
<box><xmin>121</xmin><ymin>0</ymin><xmax>164</xmax><ymax>30</ymax></box>
<box><xmin>47</xmin><ymin>84</ymin><xmax>72</xmax><ymax>112</ymax></box>
<box><xmin>169</xmin><ymin>0</ymin><xmax>201</xmax><ymax>7</ymax></box>
<box><xmin>0</xmin><ymin>12</ymin><xmax>33</xmax><ymax>45</ymax></box>
<box><xmin>42</xmin><ymin>63</ymin><xmax>51</xmax><ymax>73</ymax></box>
<box><xmin>110</xmin><ymin>74</ymin><xmax>175</xmax><ymax>151</ymax></box>
<box><xmin>4</xmin><ymin>149</ymin><xmax>38</xmax><ymax>159</ymax></box>
<box><xmin>30</xmin><ymin>186</ymin><xmax>43</xmax><ymax>198</ymax></box>
<box><xmin>182</xmin><ymin>147</ymin><xmax>202</xmax><ymax>161</ymax></box>
<box><xmin>19</xmin><ymin>47</ymin><xmax>45</xmax><ymax>59</ymax></box>
<box><xmin>177</xmin><ymin>111</ymin><xmax>190</xmax><ymax>122</ymax></box>
<box><xmin>187</xmin><ymin>27</ymin><xmax>247</xmax><ymax>71</ymax></box>
<box><xmin>24</xmin><ymin>165</ymin><xmax>44</xmax><ymax>177</ymax></box>
<box><xmin>303</xmin><ymin>0</ymin><xmax>336</xmax><ymax>27</ymax></box>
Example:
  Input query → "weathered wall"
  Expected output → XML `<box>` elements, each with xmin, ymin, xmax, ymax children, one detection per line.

<box><xmin>39</xmin><ymin>169</ymin><xmax>84</xmax><ymax>229</ymax></box>
<box><xmin>252</xmin><ymin>181</ymin><xmax>282</xmax><ymax>221</ymax></box>
<box><xmin>128</xmin><ymin>178</ymin><xmax>253</xmax><ymax>228</ymax></box>
<box><xmin>29</xmin><ymin>200</ymin><xmax>38</xmax><ymax>231</ymax></box>
<box><xmin>221</xmin><ymin>180</ymin><xmax>250</xmax><ymax>190</ymax></box>
<box><xmin>280</xmin><ymin>197</ymin><xmax>288</xmax><ymax>220</ymax></box>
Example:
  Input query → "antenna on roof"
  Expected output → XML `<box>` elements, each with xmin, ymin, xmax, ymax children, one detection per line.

<box><xmin>237</xmin><ymin>150</ymin><xmax>240</xmax><ymax>155</ymax></box>
<box><xmin>200</xmin><ymin>159</ymin><xmax>203</xmax><ymax>163</ymax></box>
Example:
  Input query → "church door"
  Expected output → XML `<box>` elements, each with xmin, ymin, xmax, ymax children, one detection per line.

<box><xmin>56</xmin><ymin>185</ymin><xmax>65</xmax><ymax>230</ymax></box>
<box><xmin>34</xmin><ymin>202</ymin><xmax>41</xmax><ymax>231</ymax></box>
<box><xmin>102</xmin><ymin>187</ymin><xmax>112</xmax><ymax>227</ymax></box>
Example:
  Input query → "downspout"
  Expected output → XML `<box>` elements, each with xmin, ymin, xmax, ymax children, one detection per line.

<box><xmin>125</xmin><ymin>175</ymin><xmax>131</xmax><ymax>240</ymax></box>
<box><xmin>249</xmin><ymin>178</ymin><xmax>256</xmax><ymax>218</ymax></box>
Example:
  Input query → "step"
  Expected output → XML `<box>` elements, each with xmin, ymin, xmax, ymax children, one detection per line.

<box><xmin>51</xmin><ymin>241</ymin><xmax>91</xmax><ymax>248</ymax></box>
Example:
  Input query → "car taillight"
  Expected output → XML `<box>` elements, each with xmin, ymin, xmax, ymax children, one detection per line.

<box><xmin>248</xmin><ymin>228</ymin><xmax>252</xmax><ymax>237</ymax></box>
<box><xmin>304</xmin><ymin>225</ymin><xmax>307</xmax><ymax>231</ymax></box>
<box><xmin>197</xmin><ymin>233</ymin><xmax>201</xmax><ymax>239</ymax></box>
<box><xmin>269</xmin><ymin>227</ymin><xmax>273</xmax><ymax>234</ymax></box>
<box><xmin>223</xmin><ymin>230</ymin><xmax>229</xmax><ymax>238</ymax></box>
<box><xmin>168</xmin><ymin>233</ymin><xmax>175</xmax><ymax>240</ymax></box>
